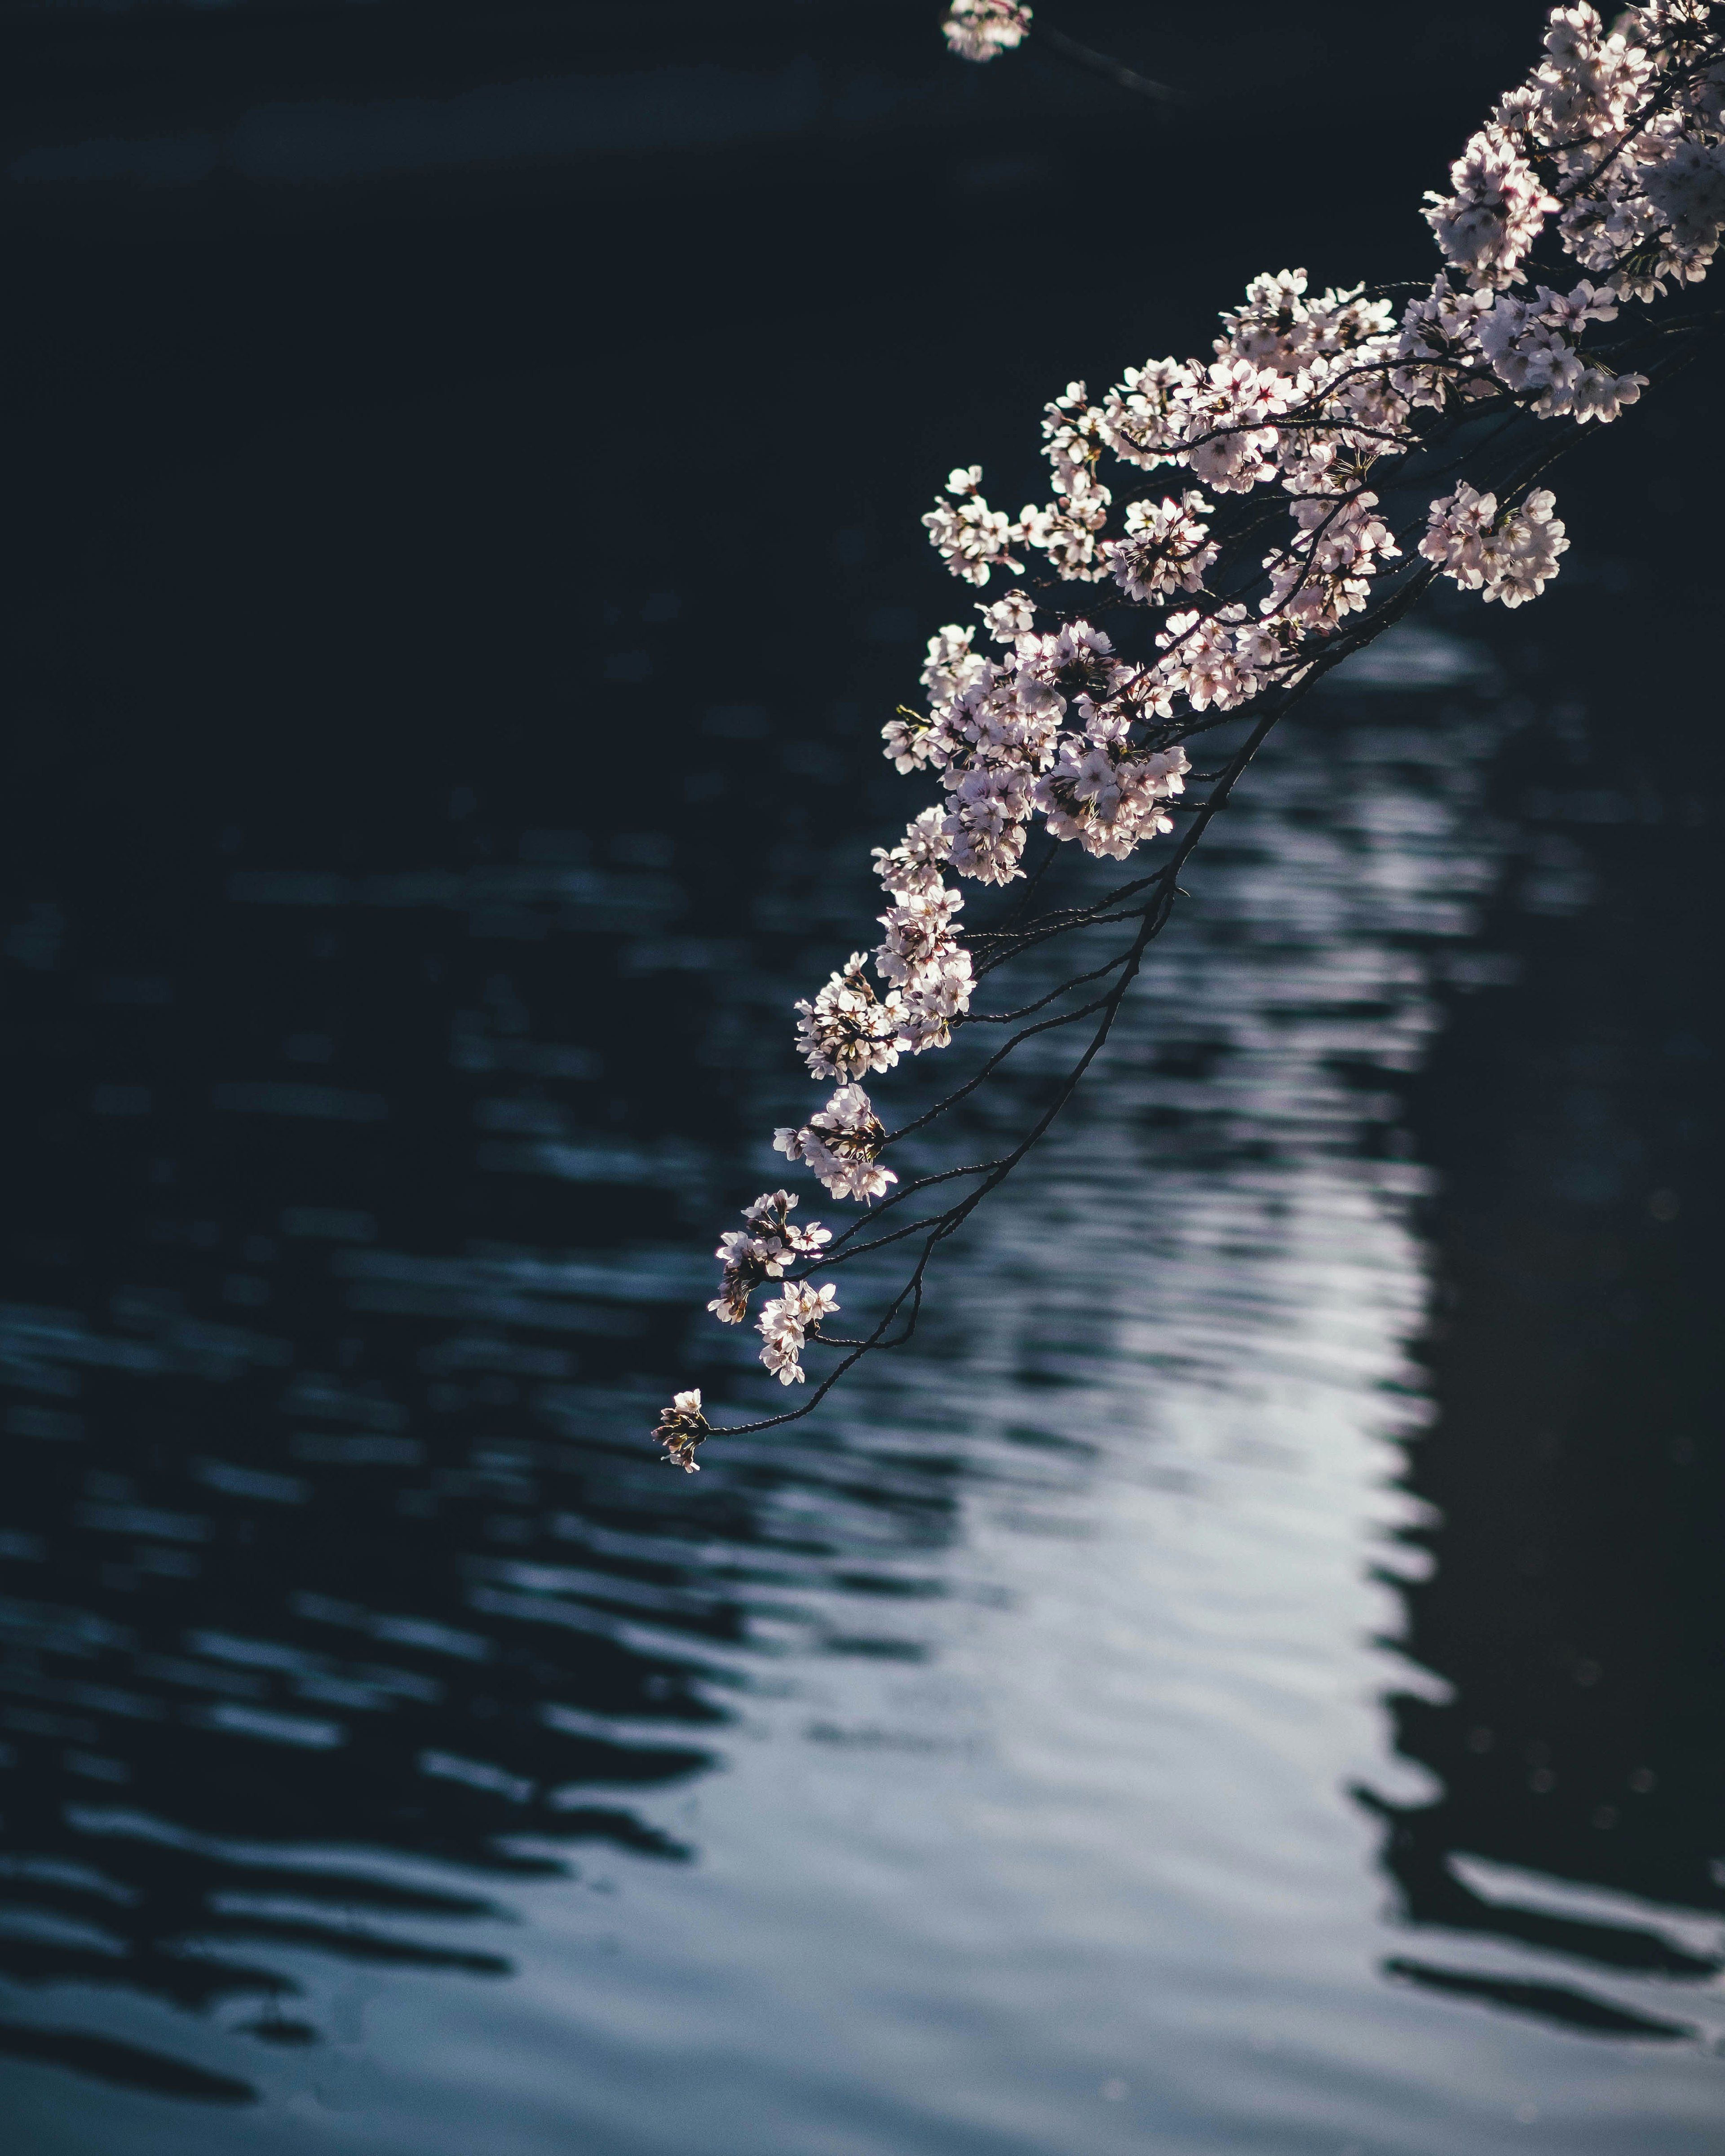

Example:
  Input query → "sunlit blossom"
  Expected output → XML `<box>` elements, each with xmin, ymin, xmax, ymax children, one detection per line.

<box><xmin>1420</xmin><ymin>483</ymin><xmax>1570</xmax><ymax>606</ymax></box>
<box><xmin>757</xmin><ymin>1280</ymin><xmax>841</xmax><ymax>1386</ymax></box>
<box><xmin>774</xmin><ymin>1084</ymin><xmax>898</xmax><ymax>1203</ymax></box>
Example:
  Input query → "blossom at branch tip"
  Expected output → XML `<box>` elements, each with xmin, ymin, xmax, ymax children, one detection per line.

<box><xmin>1019</xmin><ymin>464</ymin><xmax>1113</xmax><ymax>581</ymax></box>
<box><xmin>1420</xmin><ymin>483</ymin><xmax>1569</xmax><ymax>606</ymax></box>
<box><xmin>1042</xmin><ymin>381</ymin><xmax>1110</xmax><ymax>473</ymax></box>
<box><xmin>881</xmin><ymin>707</ymin><xmax>945</xmax><ymax>776</ymax></box>
<box><xmin>774</xmin><ymin>1084</ymin><xmax>898</xmax><ymax>1203</ymax></box>
<box><xmin>1507</xmin><ymin>5</ymin><xmax>1654</xmax><ymax>145</ymax></box>
<box><xmin>1099</xmin><ymin>357</ymin><xmax>1194</xmax><ymax>469</ymax></box>
<box><xmin>708</xmin><ymin>1191</ymin><xmax>831</xmax><ymax>1327</ymax></box>
<box><xmin>1451</xmin><ymin>1</ymin><xmax>1725</xmax><ymax>298</ymax></box>
<box><xmin>921</xmin><ymin>622</ymin><xmax>992</xmax><ymax>708</ymax></box>
<box><xmin>654</xmin><ymin>1389</ymin><xmax>708</xmax><ymax>1473</ymax></box>
<box><xmin>942</xmin><ymin>0</ymin><xmax>1031</xmax><ymax>63</ymax></box>
<box><xmin>923</xmin><ymin>467</ymin><xmax>1025</xmax><ymax>587</ymax></box>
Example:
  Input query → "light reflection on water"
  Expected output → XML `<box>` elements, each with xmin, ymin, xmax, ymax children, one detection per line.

<box><xmin>1</xmin><ymin>638</ymin><xmax>1721</xmax><ymax>2153</ymax></box>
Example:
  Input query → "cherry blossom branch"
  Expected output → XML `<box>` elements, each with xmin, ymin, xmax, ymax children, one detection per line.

<box><xmin>650</xmin><ymin>1</ymin><xmax>1725</xmax><ymax>1473</ymax></box>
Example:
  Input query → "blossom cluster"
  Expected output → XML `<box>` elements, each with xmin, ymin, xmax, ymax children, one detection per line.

<box><xmin>1418</xmin><ymin>484</ymin><xmax>1570</xmax><ymax>606</ymax></box>
<box><xmin>653</xmin><ymin>4</ymin><xmax>1721</xmax><ymax>1466</ymax></box>
<box><xmin>942</xmin><ymin>0</ymin><xmax>1032</xmax><ymax>63</ymax></box>
<box><xmin>1429</xmin><ymin>2</ymin><xmax>1725</xmax><ymax>298</ymax></box>
<box><xmin>708</xmin><ymin>1189</ymin><xmax>831</xmax><ymax>1324</ymax></box>
<box><xmin>653</xmin><ymin>1389</ymin><xmax>708</xmax><ymax>1473</ymax></box>
<box><xmin>1477</xmin><ymin>279</ymin><xmax>1645</xmax><ymax>420</ymax></box>
<box><xmin>758</xmin><ymin>1280</ymin><xmax>841</xmax><ymax>1386</ymax></box>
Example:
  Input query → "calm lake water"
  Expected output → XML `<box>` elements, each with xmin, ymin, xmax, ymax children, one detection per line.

<box><xmin>4</xmin><ymin>6</ymin><xmax>1722</xmax><ymax>2150</ymax></box>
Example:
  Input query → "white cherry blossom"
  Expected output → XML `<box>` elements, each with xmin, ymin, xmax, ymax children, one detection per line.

<box><xmin>774</xmin><ymin>1085</ymin><xmax>898</xmax><ymax>1203</ymax></box>
<box><xmin>942</xmin><ymin>763</ymin><xmax>1037</xmax><ymax>884</ymax></box>
<box><xmin>1215</xmin><ymin>269</ymin><xmax>1395</xmax><ymax>379</ymax></box>
<box><xmin>794</xmin><ymin>955</ymin><xmax>907</xmax><ymax>1081</ymax></box>
<box><xmin>1019</xmin><ymin>464</ymin><xmax>1113</xmax><ymax>580</ymax></box>
<box><xmin>1154</xmin><ymin>606</ymin><xmax>1262</xmax><ymax>713</ymax></box>
<box><xmin>875</xmin><ymin>883</ymin><xmax>965</xmax><ymax>988</ymax></box>
<box><xmin>1477</xmin><ymin>281</ymin><xmax>1648</xmax><ymax>420</ymax></box>
<box><xmin>1640</xmin><ymin>137</ymin><xmax>1725</xmax><ymax>251</ymax></box>
<box><xmin>1263</xmin><ymin>492</ymin><xmax>1400</xmax><ymax>637</ymax></box>
<box><xmin>1393</xmin><ymin>275</ymin><xmax>1500</xmax><ymax>409</ymax></box>
<box><xmin>921</xmin><ymin>622</ymin><xmax>992</xmax><ymax>708</ymax></box>
<box><xmin>942</xmin><ymin>0</ymin><xmax>1031</xmax><ymax>63</ymax></box>
<box><xmin>1106</xmin><ymin>491</ymin><xmax>1217</xmax><ymax>603</ymax></box>
<box><xmin>758</xmin><ymin>1279</ymin><xmax>841</xmax><ymax>1385</ymax></box>
<box><xmin>1424</xmin><ymin>126</ymin><xmax>1561</xmax><ymax>287</ymax></box>
<box><xmin>1179</xmin><ymin>358</ymin><xmax>1292</xmax><ymax>492</ymax></box>
<box><xmin>653</xmin><ymin>1389</ymin><xmax>708</xmax><ymax>1472</ymax></box>
<box><xmin>709</xmin><ymin>1192</ymin><xmax>832</xmax><ymax>1325</ymax></box>
<box><xmin>922</xmin><ymin>469</ymin><xmax>1025</xmax><ymax>586</ymax></box>
<box><xmin>1099</xmin><ymin>357</ymin><xmax>1194</xmax><ymax>468</ymax></box>
<box><xmin>1524</xmin><ymin>6</ymin><xmax>1655</xmax><ymax>143</ymax></box>
<box><xmin>872</xmin><ymin>807</ymin><xmax>953</xmax><ymax>896</ymax></box>
<box><xmin>1035</xmin><ymin>740</ymin><xmax>1190</xmax><ymax>860</ymax></box>
<box><xmin>979</xmin><ymin>589</ymin><xmax>1037</xmax><ymax>643</ymax></box>
<box><xmin>898</xmin><ymin>951</ymin><xmax>976</xmax><ymax>1052</ymax></box>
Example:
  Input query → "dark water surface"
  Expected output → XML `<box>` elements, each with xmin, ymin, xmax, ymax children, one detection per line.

<box><xmin>3</xmin><ymin>4</ymin><xmax>1722</xmax><ymax>2150</ymax></box>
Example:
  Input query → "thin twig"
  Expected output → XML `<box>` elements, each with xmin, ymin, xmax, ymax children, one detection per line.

<box><xmin>1039</xmin><ymin>23</ymin><xmax>1181</xmax><ymax>104</ymax></box>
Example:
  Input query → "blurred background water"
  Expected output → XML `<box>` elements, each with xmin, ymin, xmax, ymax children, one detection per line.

<box><xmin>1</xmin><ymin>4</ymin><xmax>1721</xmax><ymax>2150</ymax></box>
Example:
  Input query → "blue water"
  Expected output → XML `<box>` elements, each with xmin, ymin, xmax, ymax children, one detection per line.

<box><xmin>3</xmin><ymin>605</ymin><xmax>1721</xmax><ymax>2151</ymax></box>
